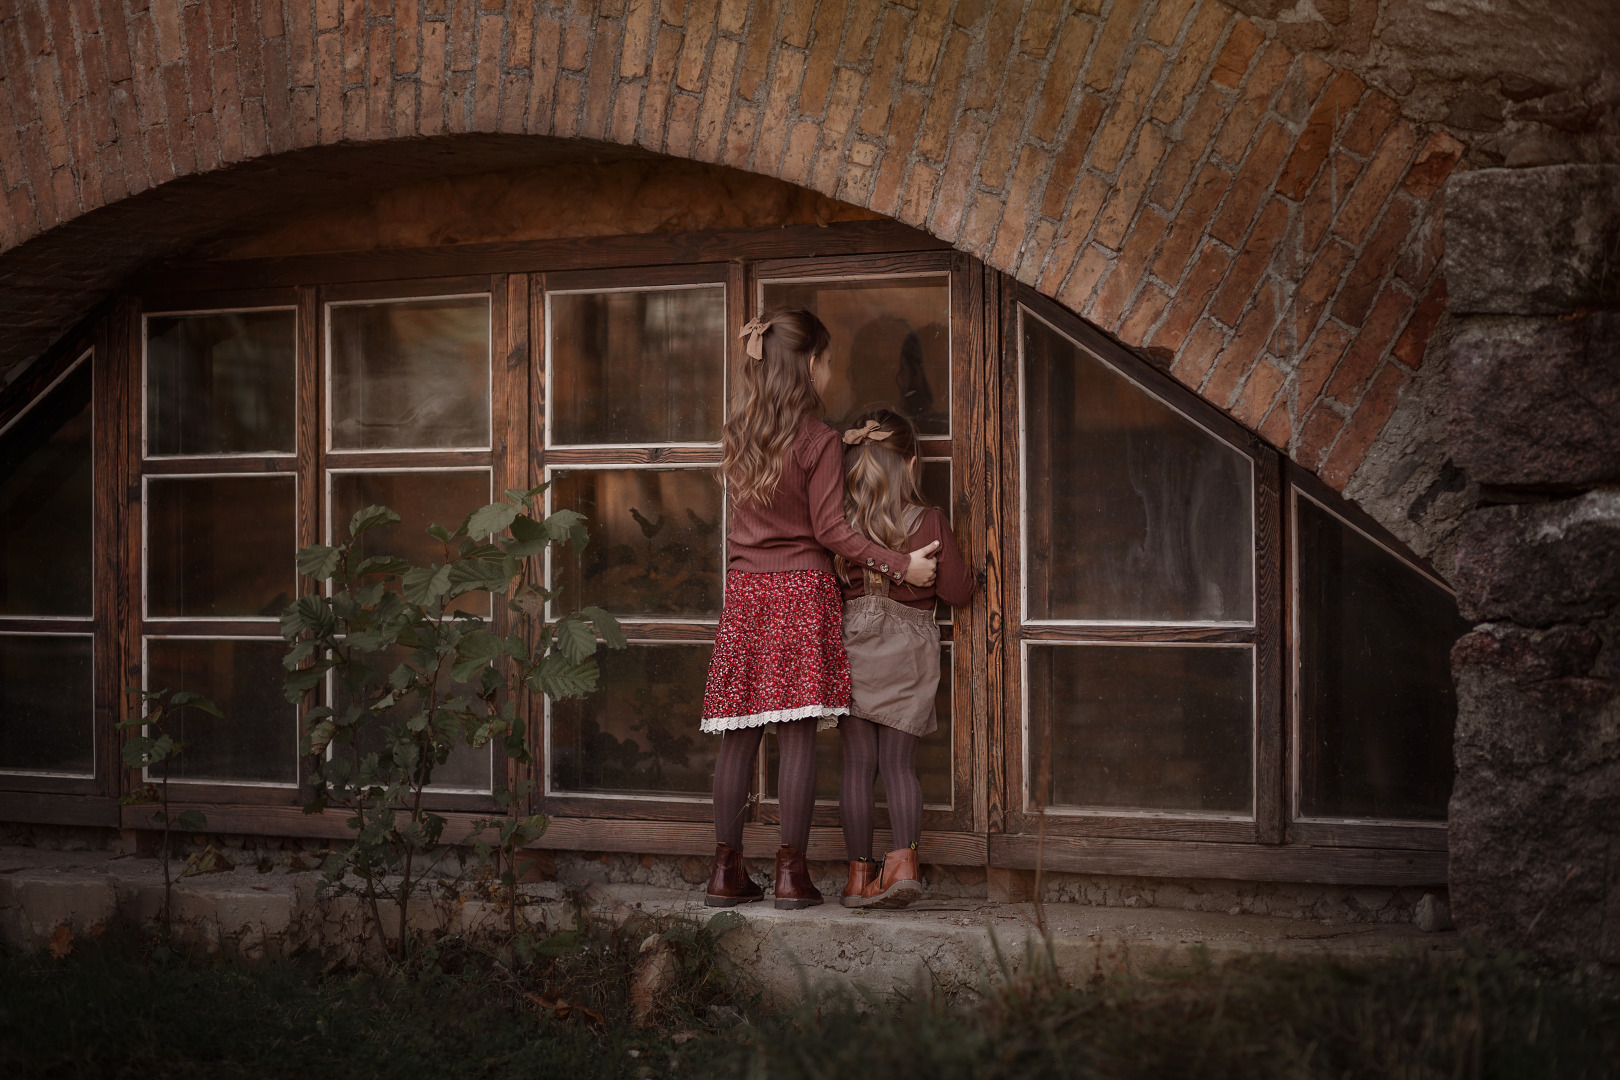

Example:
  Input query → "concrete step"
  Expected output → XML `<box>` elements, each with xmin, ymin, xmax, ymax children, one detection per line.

<box><xmin>0</xmin><ymin>846</ymin><xmax>1458</xmax><ymax>1001</ymax></box>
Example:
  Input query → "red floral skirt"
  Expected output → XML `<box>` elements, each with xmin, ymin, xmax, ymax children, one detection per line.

<box><xmin>700</xmin><ymin>570</ymin><xmax>851</xmax><ymax>733</ymax></box>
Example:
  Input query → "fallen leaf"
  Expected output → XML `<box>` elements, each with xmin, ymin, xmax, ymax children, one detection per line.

<box><xmin>180</xmin><ymin>844</ymin><xmax>236</xmax><ymax>878</ymax></box>
<box><xmin>48</xmin><ymin>924</ymin><xmax>73</xmax><ymax>959</ymax></box>
<box><xmin>671</xmin><ymin>1032</ymin><xmax>699</xmax><ymax>1044</ymax></box>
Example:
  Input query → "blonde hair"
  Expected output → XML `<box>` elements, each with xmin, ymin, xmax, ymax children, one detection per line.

<box><xmin>835</xmin><ymin>407</ymin><xmax>926</xmax><ymax>583</ymax></box>
<box><xmin>721</xmin><ymin>309</ymin><xmax>832</xmax><ymax>506</ymax></box>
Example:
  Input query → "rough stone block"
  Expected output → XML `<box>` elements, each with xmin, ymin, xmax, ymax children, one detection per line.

<box><xmin>1449</xmin><ymin>311</ymin><xmax>1620</xmax><ymax>487</ymax></box>
<box><xmin>1445</xmin><ymin>165</ymin><xmax>1620</xmax><ymax>315</ymax></box>
<box><xmin>1454</xmin><ymin>490</ymin><xmax>1620</xmax><ymax>626</ymax></box>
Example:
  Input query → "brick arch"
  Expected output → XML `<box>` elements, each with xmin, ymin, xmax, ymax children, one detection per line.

<box><xmin>0</xmin><ymin>0</ymin><xmax>1462</xmax><ymax>511</ymax></box>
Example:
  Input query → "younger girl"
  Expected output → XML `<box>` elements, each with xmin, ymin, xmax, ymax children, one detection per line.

<box><xmin>836</xmin><ymin>408</ymin><xmax>974</xmax><ymax>909</ymax></box>
<box><xmin>701</xmin><ymin>312</ymin><xmax>941</xmax><ymax>910</ymax></box>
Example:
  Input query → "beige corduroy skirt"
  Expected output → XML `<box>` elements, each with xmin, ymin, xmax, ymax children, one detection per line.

<box><xmin>840</xmin><ymin>593</ymin><xmax>941</xmax><ymax>737</ymax></box>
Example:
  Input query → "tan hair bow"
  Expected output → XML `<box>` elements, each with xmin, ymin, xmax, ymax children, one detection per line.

<box><xmin>842</xmin><ymin>419</ymin><xmax>895</xmax><ymax>445</ymax></box>
<box><xmin>739</xmin><ymin>317</ymin><xmax>773</xmax><ymax>361</ymax></box>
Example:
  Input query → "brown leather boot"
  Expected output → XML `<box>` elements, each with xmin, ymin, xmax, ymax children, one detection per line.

<box><xmin>772</xmin><ymin>845</ymin><xmax>824</xmax><ymax>910</ymax></box>
<box><xmin>850</xmin><ymin>846</ymin><xmax>923</xmax><ymax>909</ymax></box>
<box><xmin>704</xmin><ymin>842</ymin><xmax>764</xmax><ymax>907</ymax></box>
<box><xmin>841</xmin><ymin>859</ymin><xmax>878</xmax><ymax>908</ymax></box>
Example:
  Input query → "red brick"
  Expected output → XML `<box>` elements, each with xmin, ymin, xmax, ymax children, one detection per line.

<box><xmin>1092</xmin><ymin>207</ymin><xmax>1169</xmax><ymax>328</ymax></box>
<box><xmin>1299</xmin><ymin>151</ymin><xmax>1363</xmax><ymax>254</ymax></box>
<box><xmin>1275</xmin><ymin>52</ymin><xmax>1331</xmax><ymax>125</ymax></box>
<box><xmin>840</xmin><ymin>1</ymin><xmax>882</xmax><ymax>64</ymax></box>
<box><xmin>636</xmin><ymin>22</ymin><xmax>681</xmax><ymax>149</ymax></box>
<box><xmin>500</xmin><ymin>69</ymin><xmax>534</xmax><ymax>134</ymax></box>
<box><xmin>781</xmin><ymin>0</ymin><xmax>815</xmax><ymax>47</ymax></box>
<box><xmin>1016</xmin><ymin>219</ymin><xmax>1060</xmax><ymax>284</ymax></box>
<box><xmin>1333</xmin><ymin>197</ymin><xmax>1415</xmax><ymax>324</ymax></box>
<box><xmin>1233</xmin><ymin>357</ymin><xmax>1286</xmax><ymax>427</ymax></box>
<box><xmin>964</xmin><ymin>0</ymin><xmax>1020</xmax><ymax>112</ymax></box>
<box><xmin>1208</xmin><ymin>120</ymin><xmax>1291</xmax><ymax>247</ymax></box>
<box><xmin>1393</xmin><ymin>277</ymin><xmax>1446</xmax><ymax>370</ymax></box>
<box><xmin>621</xmin><ymin>0</ymin><xmax>655</xmax><ymax>76</ymax></box>
<box><xmin>1151</xmin><ymin>244</ymin><xmax>1231</xmax><ymax>351</ymax></box>
<box><xmin>810</xmin><ymin>65</ymin><xmax>862</xmax><ymax>194</ymax></box>
<box><xmin>662</xmin><ymin>0</ymin><xmax>687</xmax><ymax>27</ymax></box>
<box><xmin>1170</xmin><ymin>318</ymin><xmax>1227</xmax><ymax>386</ymax></box>
<box><xmin>1039</xmin><ymin>94</ymin><xmax>1105</xmax><ymax>218</ymax></box>
<box><xmin>1257</xmin><ymin>395</ymin><xmax>1293</xmax><ymax>448</ymax></box>
<box><xmin>857</xmin><ymin>8</ymin><xmax>907</xmax><ymax>136</ymax></box>
<box><xmin>419</xmin><ymin>20</ymin><xmax>445</xmax><ymax>134</ymax></box>
<box><xmin>989</xmin><ymin>145</ymin><xmax>1048</xmax><ymax>267</ymax></box>
<box><xmin>1322</xmin><ymin>362</ymin><xmax>1406</xmax><ymax>487</ymax></box>
<box><xmin>1084</xmin><ymin>0</ymin><xmax>1143</xmax><ymax>91</ymax></box>
<box><xmin>897</xmin><ymin>161</ymin><xmax>939</xmax><ymax>228</ymax></box>
<box><xmin>1325</xmin><ymin>286</ymin><xmax>1414</xmax><ymax>402</ymax></box>
<box><xmin>960</xmin><ymin>191</ymin><xmax>1002</xmax><ymax>255</ymax></box>
<box><xmin>1056</xmin><ymin>243</ymin><xmax>1113</xmax><ymax>311</ymax></box>
<box><xmin>797</xmin><ymin>0</ymin><xmax>843</xmax><ymax>114</ymax></box>
<box><xmin>1146</xmin><ymin>0</ymin><xmax>1197</xmax><ymax>44</ymax></box>
<box><xmin>718</xmin><ymin>0</ymin><xmax>748</xmax><ymax>35</ymax></box>
<box><xmin>664</xmin><ymin>92</ymin><xmax>699</xmax><ymax>156</ymax></box>
<box><xmin>675</xmin><ymin>0</ymin><xmax>717</xmax><ymax>91</ymax></box>
<box><xmin>1212</xmin><ymin>41</ymin><xmax>1289</xmax><ymax>162</ymax></box>
<box><xmin>953</xmin><ymin>0</ymin><xmax>989</xmax><ymax>27</ymax></box>
<box><xmin>693</xmin><ymin>34</ymin><xmax>738</xmax><ymax>160</ymax></box>
<box><xmin>1294</xmin><ymin>320</ymin><xmax>1351</xmax><ymax>408</ymax></box>
<box><xmin>1209</xmin><ymin>17</ymin><xmax>1263</xmax><ymax>89</ymax></box>
<box><xmin>1030</xmin><ymin>16</ymin><xmax>1095</xmax><ymax>141</ymax></box>
<box><xmin>736</xmin><ymin>0</ymin><xmax>776</xmax><ymax>98</ymax></box>
<box><xmin>1094</xmin><ymin>124</ymin><xmax>1167</xmax><ymax>249</ymax></box>
<box><xmin>1118</xmin><ymin>281</ymin><xmax>1173</xmax><ymax>345</ymax></box>
<box><xmin>100</xmin><ymin>0</ymin><xmax>134</xmax><ymax>84</ymax></box>
<box><xmin>1274</xmin><ymin>72</ymin><xmax>1364</xmax><ymax>200</ymax></box>
<box><xmin>778</xmin><ymin>118</ymin><xmax>819</xmax><ymax>184</ymax></box>
<box><xmin>1149</xmin><ymin>0</ymin><xmax>1228</xmax><ymax>124</ymax></box>
<box><xmin>914</xmin><ymin>30</ymin><xmax>969</xmax><ymax>159</ymax></box>
<box><xmin>1149</xmin><ymin>88</ymin><xmax>1225</xmax><ymax>209</ymax></box>
<box><xmin>1281</xmin><ymin>238</ymin><xmax>1353</xmax><ymax>347</ymax></box>
<box><xmin>1296</xmin><ymin>404</ymin><xmax>1345</xmax><ymax>472</ymax></box>
<box><xmin>1332</xmin><ymin>119</ymin><xmax>1417</xmax><ymax>243</ymax></box>
<box><xmin>507</xmin><ymin>0</ymin><xmax>536</xmax><ymax>69</ymax></box>
<box><xmin>1040</xmin><ymin>171</ymin><xmax>1109</xmax><ymax>292</ymax></box>
<box><xmin>752</xmin><ymin>48</ymin><xmax>804</xmax><ymax>171</ymax></box>
<box><xmin>527</xmin><ymin>12</ymin><xmax>562</xmax><ymax>136</ymax></box>
<box><xmin>904</xmin><ymin>0</ymin><xmax>951</xmax><ymax>83</ymax></box>
<box><xmin>286</xmin><ymin>0</ymin><xmax>315</xmax><ymax>85</ymax></box>
<box><xmin>1338</xmin><ymin>90</ymin><xmax>1397</xmax><ymax>157</ymax></box>
<box><xmin>721</xmin><ymin>99</ymin><xmax>758</xmax><ymax>169</ymax></box>
<box><xmin>868</xmin><ymin>87</ymin><xmax>926</xmax><ymax>216</ymax></box>
<box><xmin>1207</xmin><ymin>198</ymin><xmax>1289</xmax><ymax>326</ymax></box>
<box><xmin>1152</xmin><ymin>163</ymin><xmax>1230</xmax><ymax>284</ymax></box>
<box><xmin>1020</xmin><ymin>0</ymin><xmax>1065</xmax><ymax>56</ymax></box>
<box><xmin>1205</xmin><ymin>285</ymin><xmax>1278</xmax><ymax>404</ymax></box>
<box><xmin>1403</xmin><ymin>129</ymin><xmax>1465</xmax><ymax>199</ymax></box>
<box><xmin>976</xmin><ymin>55</ymin><xmax>1041</xmax><ymax>189</ymax></box>
<box><xmin>930</xmin><ymin>116</ymin><xmax>986</xmax><ymax>239</ymax></box>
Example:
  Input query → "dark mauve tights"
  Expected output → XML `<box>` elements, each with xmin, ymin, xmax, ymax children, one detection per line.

<box><xmin>839</xmin><ymin>715</ymin><xmax>922</xmax><ymax>859</ymax></box>
<box><xmin>712</xmin><ymin>718</ymin><xmax>818</xmax><ymax>852</ymax></box>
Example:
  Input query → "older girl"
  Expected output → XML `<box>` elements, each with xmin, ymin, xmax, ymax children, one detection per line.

<box><xmin>701</xmin><ymin>313</ymin><xmax>940</xmax><ymax>910</ymax></box>
<box><xmin>835</xmin><ymin>408</ymin><xmax>974</xmax><ymax>909</ymax></box>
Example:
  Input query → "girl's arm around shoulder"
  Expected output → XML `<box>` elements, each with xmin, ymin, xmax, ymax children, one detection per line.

<box><xmin>803</xmin><ymin>423</ymin><xmax>912</xmax><ymax>583</ymax></box>
<box><xmin>923</xmin><ymin>507</ymin><xmax>975</xmax><ymax>608</ymax></box>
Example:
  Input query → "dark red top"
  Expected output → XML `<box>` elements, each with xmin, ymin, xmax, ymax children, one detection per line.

<box><xmin>726</xmin><ymin>415</ymin><xmax>913</xmax><ymax>583</ymax></box>
<box><xmin>840</xmin><ymin>506</ymin><xmax>975</xmax><ymax>611</ymax></box>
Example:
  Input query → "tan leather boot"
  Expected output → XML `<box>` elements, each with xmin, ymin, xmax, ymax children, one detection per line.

<box><xmin>772</xmin><ymin>845</ymin><xmax>824</xmax><ymax>909</ymax></box>
<box><xmin>704</xmin><ymin>842</ymin><xmax>764</xmax><ymax>907</ymax></box>
<box><xmin>850</xmin><ymin>846</ymin><xmax>923</xmax><ymax>909</ymax></box>
<box><xmin>841</xmin><ymin>859</ymin><xmax>878</xmax><ymax>908</ymax></box>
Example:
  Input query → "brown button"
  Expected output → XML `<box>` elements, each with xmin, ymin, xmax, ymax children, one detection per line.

<box><xmin>866</xmin><ymin>558</ymin><xmax>875</xmax><ymax>566</ymax></box>
<box><xmin>880</xmin><ymin>564</ymin><xmax>889</xmax><ymax>574</ymax></box>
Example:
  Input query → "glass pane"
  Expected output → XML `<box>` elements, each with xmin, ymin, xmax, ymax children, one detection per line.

<box><xmin>329</xmin><ymin>296</ymin><xmax>490</xmax><ymax>450</ymax></box>
<box><xmin>549</xmin><ymin>469</ymin><xmax>724</xmax><ymax>619</ymax></box>
<box><xmin>146</xmin><ymin>311</ymin><xmax>296</xmax><ymax>455</ymax></box>
<box><xmin>1297</xmin><ymin>498</ymin><xmax>1469</xmax><ymax>821</ymax></box>
<box><xmin>329</xmin><ymin>470</ymin><xmax>491</xmax><ymax>617</ymax></box>
<box><xmin>147</xmin><ymin>476</ymin><xmax>297</xmax><ymax>618</ymax></box>
<box><xmin>767</xmin><ymin>643</ymin><xmax>953</xmax><ymax>808</ymax></box>
<box><xmin>146</xmin><ymin>638</ymin><xmax>297</xmax><ymax>785</ymax></box>
<box><xmin>0</xmin><ymin>634</ymin><xmax>93</xmax><ymax>774</ymax></box>
<box><xmin>0</xmin><ymin>361</ymin><xmax>92</xmax><ymax>616</ymax></box>
<box><xmin>1022</xmin><ymin>312</ymin><xmax>1253</xmax><ymax>623</ymax></box>
<box><xmin>549</xmin><ymin>643</ymin><xmax>715</xmax><ymax>797</ymax></box>
<box><xmin>1027</xmin><ymin>644</ymin><xmax>1252</xmax><ymax>813</ymax></box>
<box><xmin>761</xmin><ymin>275</ymin><xmax>950</xmax><ymax>434</ymax></box>
<box><xmin>549</xmin><ymin>288</ymin><xmax>726</xmax><ymax>445</ymax></box>
<box><xmin>332</xmin><ymin>645</ymin><xmax>492</xmax><ymax>792</ymax></box>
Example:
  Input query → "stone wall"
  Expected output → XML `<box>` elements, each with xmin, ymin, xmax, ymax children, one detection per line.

<box><xmin>1445</xmin><ymin>164</ymin><xmax>1620</xmax><ymax>964</ymax></box>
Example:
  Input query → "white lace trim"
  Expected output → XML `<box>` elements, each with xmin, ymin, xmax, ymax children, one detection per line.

<box><xmin>700</xmin><ymin>704</ymin><xmax>847</xmax><ymax>734</ymax></box>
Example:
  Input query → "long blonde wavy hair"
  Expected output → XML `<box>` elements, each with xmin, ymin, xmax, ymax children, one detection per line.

<box><xmin>834</xmin><ymin>407</ymin><xmax>926</xmax><ymax>584</ymax></box>
<box><xmin>721</xmin><ymin>309</ymin><xmax>832</xmax><ymax>506</ymax></box>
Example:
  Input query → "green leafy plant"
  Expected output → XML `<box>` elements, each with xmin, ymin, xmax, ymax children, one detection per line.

<box><xmin>119</xmin><ymin>687</ymin><xmax>223</xmax><ymax>939</ymax></box>
<box><xmin>280</xmin><ymin>484</ymin><xmax>624</xmax><ymax>961</ymax></box>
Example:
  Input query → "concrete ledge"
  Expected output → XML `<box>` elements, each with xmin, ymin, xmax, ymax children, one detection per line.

<box><xmin>0</xmin><ymin>847</ymin><xmax>1458</xmax><ymax>1001</ymax></box>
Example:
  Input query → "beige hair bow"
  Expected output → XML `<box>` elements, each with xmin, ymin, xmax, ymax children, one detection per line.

<box><xmin>739</xmin><ymin>317</ymin><xmax>773</xmax><ymax>361</ymax></box>
<box><xmin>842</xmin><ymin>419</ymin><xmax>895</xmax><ymax>445</ymax></box>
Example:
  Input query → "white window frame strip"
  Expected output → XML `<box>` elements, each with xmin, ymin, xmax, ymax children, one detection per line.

<box><xmin>543</xmin><ymin>282</ymin><xmax>730</xmax><ymax>452</ymax></box>
<box><xmin>0</xmin><ymin>630</ymin><xmax>96</xmax><ymax>779</ymax></box>
<box><xmin>140</xmin><ymin>307</ymin><xmax>299</xmax><ymax>462</ymax></box>
<box><xmin>141</xmin><ymin>471</ymin><xmax>299</xmax><ymax>623</ymax></box>
<box><xmin>323</xmin><ymin>293</ymin><xmax>495</xmax><ymax>456</ymax></box>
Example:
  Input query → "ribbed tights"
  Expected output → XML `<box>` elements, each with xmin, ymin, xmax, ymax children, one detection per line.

<box><xmin>712</xmin><ymin>718</ymin><xmax>818</xmax><ymax>853</ymax></box>
<box><xmin>839</xmin><ymin>714</ymin><xmax>922</xmax><ymax>860</ymax></box>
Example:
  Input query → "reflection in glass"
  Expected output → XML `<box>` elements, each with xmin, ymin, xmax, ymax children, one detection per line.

<box><xmin>147</xmin><ymin>476</ymin><xmax>297</xmax><ymax>618</ymax></box>
<box><xmin>1027</xmin><ymin>644</ymin><xmax>1252</xmax><ymax>813</ymax></box>
<box><xmin>0</xmin><ymin>634</ymin><xmax>93</xmax><ymax>774</ymax></box>
<box><xmin>768</xmin><ymin>643</ymin><xmax>953</xmax><ymax>808</ymax></box>
<box><xmin>1297</xmin><ymin>498</ymin><xmax>1469</xmax><ymax>821</ymax></box>
<box><xmin>1022</xmin><ymin>312</ymin><xmax>1253</xmax><ymax>623</ymax></box>
<box><xmin>146</xmin><ymin>638</ymin><xmax>297</xmax><ymax>784</ymax></box>
<box><xmin>0</xmin><ymin>361</ymin><xmax>92</xmax><ymax>616</ymax></box>
<box><xmin>549</xmin><ymin>644</ymin><xmax>714</xmax><ymax>796</ymax></box>
<box><xmin>549</xmin><ymin>469</ymin><xmax>723</xmax><ymax>619</ymax></box>
<box><xmin>332</xmin><ymin>645</ymin><xmax>491</xmax><ymax>792</ymax></box>
<box><xmin>329</xmin><ymin>296</ymin><xmax>490</xmax><ymax>450</ymax></box>
<box><xmin>762</xmin><ymin>276</ymin><xmax>950</xmax><ymax>434</ymax></box>
<box><xmin>329</xmin><ymin>470</ymin><xmax>491</xmax><ymax>616</ymax></box>
<box><xmin>146</xmin><ymin>311</ymin><xmax>296</xmax><ymax>455</ymax></box>
<box><xmin>550</xmin><ymin>288</ymin><xmax>726</xmax><ymax>446</ymax></box>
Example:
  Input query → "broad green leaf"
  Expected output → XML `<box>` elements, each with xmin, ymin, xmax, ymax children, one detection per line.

<box><xmin>426</xmin><ymin>523</ymin><xmax>454</xmax><ymax>543</ymax></box>
<box><xmin>175</xmin><ymin>809</ymin><xmax>208</xmax><ymax>832</ymax></box>
<box><xmin>580</xmin><ymin>606</ymin><xmax>628</xmax><ymax>650</ymax></box>
<box><xmin>349</xmin><ymin>505</ymin><xmax>402</xmax><ymax>539</ymax></box>
<box><xmin>305</xmin><ymin>717</ymin><xmax>336</xmax><ymax>756</ymax></box>
<box><xmin>529</xmin><ymin>654</ymin><xmax>599</xmax><ymax>700</ymax></box>
<box><xmin>296</xmin><ymin>544</ymin><xmax>342</xmax><ymax>581</ymax></box>
<box><xmin>355</xmin><ymin>555</ymin><xmax>412</xmax><ymax>578</ymax></box>
<box><xmin>280</xmin><ymin>594</ymin><xmax>334</xmax><ymax>640</ymax></box>
<box><xmin>447</xmin><ymin>557</ymin><xmax>510</xmax><ymax>598</ymax></box>
<box><xmin>402</xmin><ymin>564</ymin><xmax>452</xmax><ymax>605</ymax></box>
<box><xmin>465</xmin><ymin>501</ymin><xmax>519</xmax><ymax>539</ymax></box>
<box><xmin>553</xmin><ymin>616</ymin><xmax>598</xmax><ymax>664</ymax></box>
<box><xmin>169</xmin><ymin>691</ymin><xmax>223</xmax><ymax>718</ymax></box>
